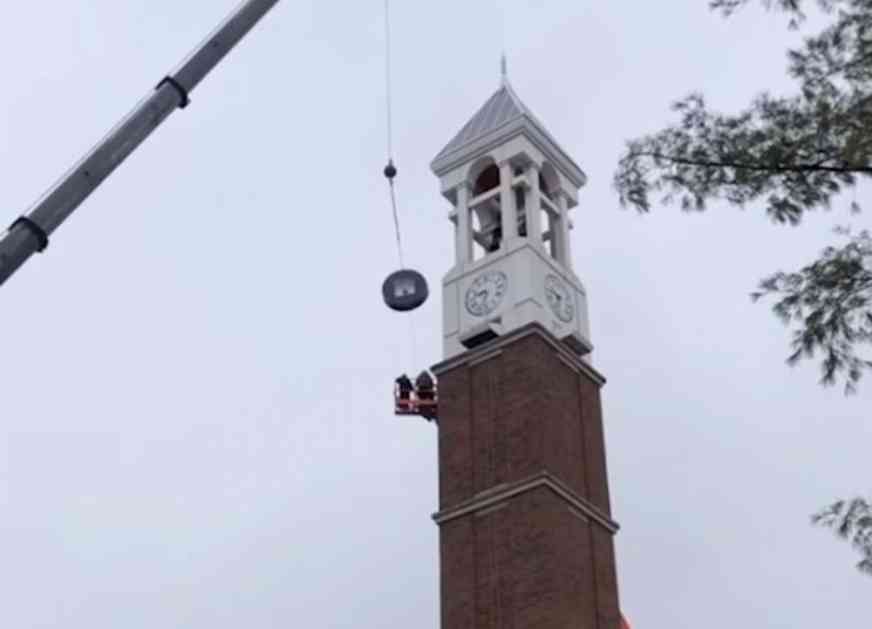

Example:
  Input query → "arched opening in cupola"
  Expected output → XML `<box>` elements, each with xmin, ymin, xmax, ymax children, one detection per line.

<box><xmin>466</xmin><ymin>157</ymin><xmax>503</xmax><ymax>259</ymax></box>
<box><xmin>473</xmin><ymin>163</ymin><xmax>500</xmax><ymax>196</ymax></box>
<box><xmin>539</xmin><ymin>163</ymin><xmax>559</xmax><ymax>201</ymax></box>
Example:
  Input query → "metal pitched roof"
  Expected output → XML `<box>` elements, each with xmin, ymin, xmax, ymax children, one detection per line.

<box><xmin>434</xmin><ymin>82</ymin><xmax>527</xmax><ymax>162</ymax></box>
<box><xmin>431</xmin><ymin>76</ymin><xmax>587</xmax><ymax>188</ymax></box>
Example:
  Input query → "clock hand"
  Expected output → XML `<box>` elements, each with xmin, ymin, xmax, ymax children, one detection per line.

<box><xmin>470</xmin><ymin>290</ymin><xmax>487</xmax><ymax>310</ymax></box>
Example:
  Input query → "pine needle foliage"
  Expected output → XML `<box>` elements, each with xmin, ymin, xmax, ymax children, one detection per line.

<box><xmin>615</xmin><ymin>0</ymin><xmax>872</xmax><ymax>393</ymax></box>
<box><xmin>813</xmin><ymin>497</ymin><xmax>872</xmax><ymax>574</ymax></box>
<box><xmin>752</xmin><ymin>228</ymin><xmax>872</xmax><ymax>393</ymax></box>
<box><xmin>614</xmin><ymin>0</ymin><xmax>872</xmax><ymax>576</ymax></box>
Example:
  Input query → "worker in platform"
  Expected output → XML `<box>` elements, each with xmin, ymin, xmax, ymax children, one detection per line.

<box><xmin>395</xmin><ymin>373</ymin><xmax>414</xmax><ymax>401</ymax></box>
<box><xmin>415</xmin><ymin>371</ymin><xmax>436</xmax><ymax>401</ymax></box>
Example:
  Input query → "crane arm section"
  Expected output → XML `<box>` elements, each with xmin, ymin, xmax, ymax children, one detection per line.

<box><xmin>0</xmin><ymin>0</ymin><xmax>282</xmax><ymax>286</ymax></box>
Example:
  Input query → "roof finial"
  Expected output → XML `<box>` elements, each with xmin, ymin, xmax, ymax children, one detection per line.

<box><xmin>501</xmin><ymin>53</ymin><xmax>508</xmax><ymax>85</ymax></box>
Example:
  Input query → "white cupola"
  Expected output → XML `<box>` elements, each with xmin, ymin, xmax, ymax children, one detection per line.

<box><xmin>432</xmin><ymin>64</ymin><xmax>592</xmax><ymax>360</ymax></box>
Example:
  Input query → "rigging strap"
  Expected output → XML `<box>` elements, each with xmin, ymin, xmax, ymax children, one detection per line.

<box><xmin>387</xmin><ymin>171</ymin><xmax>405</xmax><ymax>267</ymax></box>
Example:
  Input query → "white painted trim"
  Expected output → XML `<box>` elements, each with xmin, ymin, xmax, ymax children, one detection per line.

<box><xmin>469</xmin><ymin>349</ymin><xmax>504</xmax><ymax>367</ymax></box>
<box><xmin>475</xmin><ymin>502</ymin><xmax>509</xmax><ymax>518</ymax></box>
<box><xmin>568</xmin><ymin>506</ymin><xmax>591</xmax><ymax>522</ymax></box>
<box><xmin>499</xmin><ymin>161</ymin><xmax>518</xmax><ymax>242</ymax></box>
<box><xmin>432</xmin><ymin>116</ymin><xmax>587</xmax><ymax>190</ymax></box>
<box><xmin>556</xmin><ymin>353</ymin><xmax>581</xmax><ymax>374</ymax></box>
<box><xmin>470</xmin><ymin>186</ymin><xmax>501</xmax><ymax>209</ymax></box>
<box><xmin>455</xmin><ymin>184</ymin><xmax>471</xmax><ymax>266</ymax></box>
<box><xmin>540</xmin><ymin>193</ymin><xmax>559</xmax><ymax>218</ymax></box>
<box><xmin>526</xmin><ymin>163</ymin><xmax>544</xmax><ymax>250</ymax></box>
<box><xmin>432</xmin><ymin>322</ymin><xmax>605</xmax><ymax>386</ymax></box>
<box><xmin>432</xmin><ymin>471</ymin><xmax>619</xmax><ymax>534</ymax></box>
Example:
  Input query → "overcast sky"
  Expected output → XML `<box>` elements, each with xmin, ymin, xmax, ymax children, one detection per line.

<box><xmin>2</xmin><ymin>1</ymin><xmax>870</xmax><ymax>627</ymax></box>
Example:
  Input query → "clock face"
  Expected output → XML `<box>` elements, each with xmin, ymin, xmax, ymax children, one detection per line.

<box><xmin>465</xmin><ymin>271</ymin><xmax>508</xmax><ymax>317</ymax></box>
<box><xmin>545</xmin><ymin>275</ymin><xmax>574</xmax><ymax>323</ymax></box>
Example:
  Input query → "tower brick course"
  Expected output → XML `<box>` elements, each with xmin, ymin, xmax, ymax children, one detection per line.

<box><xmin>433</xmin><ymin>324</ymin><xmax>620</xmax><ymax>629</ymax></box>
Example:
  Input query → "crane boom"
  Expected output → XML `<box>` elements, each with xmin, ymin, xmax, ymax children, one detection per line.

<box><xmin>0</xmin><ymin>0</ymin><xmax>282</xmax><ymax>287</ymax></box>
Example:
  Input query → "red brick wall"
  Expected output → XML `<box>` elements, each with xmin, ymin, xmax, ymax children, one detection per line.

<box><xmin>436</xmin><ymin>329</ymin><xmax>620</xmax><ymax>629</ymax></box>
<box><xmin>439</xmin><ymin>486</ymin><xmax>619</xmax><ymax>629</ymax></box>
<box><xmin>437</xmin><ymin>332</ymin><xmax>612</xmax><ymax>513</ymax></box>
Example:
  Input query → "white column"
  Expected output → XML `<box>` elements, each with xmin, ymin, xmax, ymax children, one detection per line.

<box><xmin>499</xmin><ymin>160</ymin><xmax>517</xmax><ymax>245</ymax></box>
<box><xmin>558</xmin><ymin>193</ymin><xmax>573</xmax><ymax>269</ymax></box>
<box><xmin>526</xmin><ymin>164</ymin><xmax>543</xmax><ymax>249</ymax></box>
<box><xmin>549</xmin><ymin>212</ymin><xmax>562</xmax><ymax>262</ymax></box>
<box><xmin>455</xmin><ymin>183</ymin><xmax>472</xmax><ymax>266</ymax></box>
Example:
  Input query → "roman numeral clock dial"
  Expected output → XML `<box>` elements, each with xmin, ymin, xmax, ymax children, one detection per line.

<box><xmin>545</xmin><ymin>274</ymin><xmax>574</xmax><ymax>323</ymax></box>
<box><xmin>465</xmin><ymin>271</ymin><xmax>508</xmax><ymax>317</ymax></box>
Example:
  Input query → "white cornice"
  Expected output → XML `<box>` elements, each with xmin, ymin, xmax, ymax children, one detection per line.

<box><xmin>431</xmin><ymin>115</ymin><xmax>587</xmax><ymax>189</ymax></box>
<box><xmin>431</xmin><ymin>321</ymin><xmax>605</xmax><ymax>386</ymax></box>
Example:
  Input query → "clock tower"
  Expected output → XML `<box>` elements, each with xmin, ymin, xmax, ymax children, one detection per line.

<box><xmin>432</xmin><ymin>71</ymin><xmax>591</xmax><ymax>360</ymax></box>
<box><xmin>430</xmin><ymin>69</ymin><xmax>623</xmax><ymax>628</ymax></box>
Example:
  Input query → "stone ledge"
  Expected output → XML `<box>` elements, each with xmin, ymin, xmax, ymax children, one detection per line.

<box><xmin>431</xmin><ymin>321</ymin><xmax>606</xmax><ymax>386</ymax></box>
<box><xmin>433</xmin><ymin>470</ymin><xmax>619</xmax><ymax>534</ymax></box>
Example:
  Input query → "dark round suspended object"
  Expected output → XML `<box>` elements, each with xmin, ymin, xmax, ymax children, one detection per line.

<box><xmin>383</xmin><ymin>269</ymin><xmax>429</xmax><ymax>312</ymax></box>
<box><xmin>384</xmin><ymin>160</ymin><xmax>397</xmax><ymax>180</ymax></box>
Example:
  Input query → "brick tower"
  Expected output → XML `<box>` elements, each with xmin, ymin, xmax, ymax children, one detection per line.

<box><xmin>430</xmin><ymin>68</ymin><xmax>622</xmax><ymax>628</ymax></box>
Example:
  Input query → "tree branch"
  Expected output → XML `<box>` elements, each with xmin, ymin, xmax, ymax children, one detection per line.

<box><xmin>630</xmin><ymin>151</ymin><xmax>872</xmax><ymax>175</ymax></box>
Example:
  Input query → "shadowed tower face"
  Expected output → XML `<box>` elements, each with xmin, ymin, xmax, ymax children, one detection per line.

<box><xmin>431</xmin><ymin>69</ymin><xmax>622</xmax><ymax>629</ymax></box>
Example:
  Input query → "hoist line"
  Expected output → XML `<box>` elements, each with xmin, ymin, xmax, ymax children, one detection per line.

<box><xmin>384</xmin><ymin>0</ymin><xmax>394</xmax><ymax>160</ymax></box>
<box><xmin>382</xmin><ymin>0</ymin><xmax>417</xmax><ymax>378</ymax></box>
<box><xmin>383</xmin><ymin>0</ymin><xmax>404</xmax><ymax>268</ymax></box>
<box><xmin>408</xmin><ymin>309</ymin><xmax>419</xmax><ymax>375</ymax></box>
